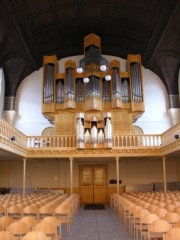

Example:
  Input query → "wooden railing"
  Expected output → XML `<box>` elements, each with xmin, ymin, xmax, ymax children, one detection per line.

<box><xmin>1</xmin><ymin>118</ymin><xmax>180</xmax><ymax>157</ymax></box>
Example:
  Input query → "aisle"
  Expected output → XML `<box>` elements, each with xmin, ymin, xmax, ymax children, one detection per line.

<box><xmin>63</xmin><ymin>207</ymin><xmax>133</xmax><ymax>240</ymax></box>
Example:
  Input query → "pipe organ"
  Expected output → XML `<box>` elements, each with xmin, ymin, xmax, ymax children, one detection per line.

<box><xmin>42</xmin><ymin>33</ymin><xmax>144</xmax><ymax>149</ymax></box>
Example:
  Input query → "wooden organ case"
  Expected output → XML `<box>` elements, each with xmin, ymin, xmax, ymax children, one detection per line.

<box><xmin>42</xmin><ymin>33</ymin><xmax>144</xmax><ymax>149</ymax></box>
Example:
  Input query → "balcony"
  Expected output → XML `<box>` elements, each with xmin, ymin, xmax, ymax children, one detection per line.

<box><xmin>0</xmin><ymin>118</ymin><xmax>180</xmax><ymax>159</ymax></box>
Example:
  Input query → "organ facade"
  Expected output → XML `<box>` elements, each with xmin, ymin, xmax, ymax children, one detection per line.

<box><xmin>42</xmin><ymin>33</ymin><xmax>144</xmax><ymax>149</ymax></box>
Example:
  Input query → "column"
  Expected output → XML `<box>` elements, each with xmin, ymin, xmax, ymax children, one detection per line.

<box><xmin>116</xmin><ymin>156</ymin><xmax>120</xmax><ymax>194</ymax></box>
<box><xmin>22</xmin><ymin>158</ymin><xmax>26</xmax><ymax>196</ymax></box>
<box><xmin>3</xmin><ymin>97</ymin><xmax>16</xmax><ymax>124</ymax></box>
<box><xmin>162</xmin><ymin>156</ymin><xmax>167</xmax><ymax>194</ymax></box>
<box><xmin>69</xmin><ymin>158</ymin><xmax>73</xmax><ymax>195</ymax></box>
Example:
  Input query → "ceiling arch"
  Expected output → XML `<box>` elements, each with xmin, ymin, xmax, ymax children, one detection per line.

<box><xmin>0</xmin><ymin>0</ymin><xmax>179</xmax><ymax>104</ymax></box>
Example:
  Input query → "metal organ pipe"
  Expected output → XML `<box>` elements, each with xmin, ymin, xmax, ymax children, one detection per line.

<box><xmin>44</xmin><ymin>64</ymin><xmax>54</xmax><ymax>103</ymax></box>
<box><xmin>76</xmin><ymin>113</ymin><xmax>84</xmax><ymax>148</ymax></box>
<box><xmin>91</xmin><ymin>116</ymin><xmax>98</xmax><ymax>147</ymax></box>
<box><xmin>130</xmin><ymin>62</ymin><xmax>142</xmax><ymax>102</ymax></box>
<box><xmin>104</xmin><ymin>112</ymin><xmax>112</xmax><ymax>148</ymax></box>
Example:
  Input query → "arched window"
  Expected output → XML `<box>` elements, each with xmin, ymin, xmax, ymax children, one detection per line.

<box><xmin>0</xmin><ymin>68</ymin><xmax>5</xmax><ymax>117</ymax></box>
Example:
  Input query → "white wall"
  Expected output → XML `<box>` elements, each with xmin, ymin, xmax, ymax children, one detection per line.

<box><xmin>14</xmin><ymin>55</ymin><xmax>171</xmax><ymax>135</ymax></box>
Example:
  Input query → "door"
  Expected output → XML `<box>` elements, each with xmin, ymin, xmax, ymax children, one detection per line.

<box><xmin>79</xmin><ymin>165</ymin><xmax>108</xmax><ymax>203</ymax></box>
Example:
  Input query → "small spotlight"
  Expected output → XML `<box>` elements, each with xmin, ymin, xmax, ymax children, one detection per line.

<box><xmin>10</xmin><ymin>136</ymin><xmax>15</xmax><ymax>141</ymax></box>
<box><xmin>174</xmin><ymin>134</ymin><xmax>179</xmax><ymax>140</ymax></box>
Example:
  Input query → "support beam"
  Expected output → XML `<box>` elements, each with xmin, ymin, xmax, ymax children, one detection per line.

<box><xmin>69</xmin><ymin>158</ymin><xmax>73</xmax><ymax>195</ymax></box>
<box><xmin>22</xmin><ymin>158</ymin><xmax>26</xmax><ymax>196</ymax></box>
<box><xmin>162</xmin><ymin>156</ymin><xmax>167</xmax><ymax>194</ymax></box>
<box><xmin>115</xmin><ymin>157</ymin><xmax>120</xmax><ymax>194</ymax></box>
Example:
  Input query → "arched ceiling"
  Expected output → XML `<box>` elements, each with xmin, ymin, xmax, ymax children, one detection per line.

<box><xmin>0</xmin><ymin>0</ymin><xmax>180</xmax><ymax>101</ymax></box>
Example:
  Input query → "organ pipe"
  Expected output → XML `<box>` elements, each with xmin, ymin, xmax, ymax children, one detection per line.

<box><xmin>86</xmin><ymin>76</ymin><xmax>100</xmax><ymax>98</ymax></box>
<box><xmin>65</xmin><ymin>67</ymin><xmax>75</xmax><ymax>100</ymax></box>
<box><xmin>102</xmin><ymin>79</ymin><xmax>111</xmax><ymax>102</ymax></box>
<box><xmin>76</xmin><ymin>79</ymin><xmax>84</xmax><ymax>102</ymax></box>
<box><xmin>56</xmin><ymin>79</ymin><xmax>64</xmax><ymax>103</ymax></box>
<box><xmin>76</xmin><ymin>113</ymin><xmax>84</xmax><ymax>148</ymax></box>
<box><xmin>111</xmin><ymin>67</ymin><xmax>121</xmax><ymax>100</ymax></box>
<box><xmin>130</xmin><ymin>62</ymin><xmax>142</xmax><ymax>102</ymax></box>
<box><xmin>104</xmin><ymin>112</ymin><xmax>112</xmax><ymax>148</ymax></box>
<box><xmin>91</xmin><ymin>116</ymin><xmax>98</xmax><ymax>147</ymax></box>
<box><xmin>122</xmin><ymin>78</ymin><xmax>130</xmax><ymax>102</ymax></box>
<box><xmin>44</xmin><ymin>64</ymin><xmax>54</xmax><ymax>103</ymax></box>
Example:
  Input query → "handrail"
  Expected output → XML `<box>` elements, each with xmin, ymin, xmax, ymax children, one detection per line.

<box><xmin>1</xmin><ymin>118</ymin><xmax>180</xmax><ymax>154</ymax></box>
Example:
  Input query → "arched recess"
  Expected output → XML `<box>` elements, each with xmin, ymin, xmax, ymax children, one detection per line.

<box><xmin>41</xmin><ymin>127</ymin><xmax>54</xmax><ymax>136</ymax></box>
<box><xmin>132</xmin><ymin>125</ymin><xmax>144</xmax><ymax>135</ymax></box>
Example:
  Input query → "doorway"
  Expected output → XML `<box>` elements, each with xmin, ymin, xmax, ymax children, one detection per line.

<box><xmin>79</xmin><ymin>164</ymin><xmax>108</xmax><ymax>204</ymax></box>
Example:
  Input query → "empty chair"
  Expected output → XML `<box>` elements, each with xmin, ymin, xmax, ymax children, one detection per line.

<box><xmin>154</xmin><ymin>208</ymin><xmax>168</xmax><ymax>219</ymax></box>
<box><xmin>140</xmin><ymin>213</ymin><xmax>160</xmax><ymax>240</ymax></box>
<box><xmin>34</xmin><ymin>221</ymin><xmax>57</xmax><ymax>240</ymax></box>
<box><xmin>148</xmin><ymin>219</ymin><xmax>171</xmax><ymax>240</ymax></box>
<box><xmin>38</xmin><ymin>205</ymin><xmax>54</xmax><ymax>219</ymax></box>
<box><xmin>166</xmin><ymin>228</ymin><xmax>180</xmax><ymax>240</ymax></box>
<box><xmin>20</xmin><ymin>216</ymin><xmax>39</xmax><ymax>231</ymax></box>
<box><xmin>0</xmin><ymin>216</ymin><xmax>14</xmax><ymax>230</ymax></box>
<box><xmin>164</xmin><ymin>204</ymin><xmax>175</xmax><ymax>212</ymax></box>
<box><xmin>42</xmin><ymin>216</ymin><xmax>61</xmax><ymax>240</ymax></box>
<box><xmin>22</xmin><ymin>205</ymin><xmax>38</xmax><ymax>218</ymax></box>
<box><xmin>173</xmin><ymin>207</ymin><xmax>180</xmax><ymax>215</ymax></box>
<box><xmin>8</xmin><ymin>221</ymin><xmax>28</xmax><ymax>239</ymax></box>
<box><xmin>0</xmin><ymin>206</ymin><xmax>6</xmax><ymax>216</ymax></box>
<box><xmin>0</xmin><ymin>231</ymin><xmax>15</xmax><ymax>240</ymax></box>
<box><xmin>22</xmin><ymin>231</ymin><xmax>48</xmax><ymax>240</ymax></box>
<box><xmin>134</xmin><ymin>208</ymin><xmax>149</xmax><ymax>240</ymax></box>
<box><xmin>163</xmin><ymin>212</ymin><xmax>180</xmax><ymax>227</ymax></box>
<box><xmin>147</xmin><ymin>205</ymin><xmax>159</xmax><ymax>214</ymax></box>
<box><xmin>7</xmin><ymin>205</ymin><xmax>22</xmax><ymax>219</ymax></box>
<box><xmin>54</xmin><ymin>204</ymin><xmax>71</xmax><ymax>236</ymax></box>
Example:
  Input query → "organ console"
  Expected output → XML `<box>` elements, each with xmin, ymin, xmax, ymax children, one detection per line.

<box><xmin>42</xmin><ymin>33</ymin><xmax>144</xmax><ymax>149</ymax></box>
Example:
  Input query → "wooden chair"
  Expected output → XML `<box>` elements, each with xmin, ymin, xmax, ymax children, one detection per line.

<box><xmin>22</xmin><ymin>205</ymin><xmax>38</xmax><ymax>218</ymax></box>
<box><xmin>148</xmin><ymin>219</ymin><xmax>171</xmax><ymax>240</ymax></box>
<box><xmin>8</xmin><ymin>221</ymin><xmax>28</xmax><ymax>239</ymax></box>
<box><xmin>0</xmin><ymin>206</ymin><xmax>6</xmax><ymax>217</ymax></box>
<box><xmin>0</xmin><ymin>231</ymin><xmax>15</xmax><ymax>240</ymax></box>
<box><xmin>154</xmin><ymin>208</ymin><xmax>168</xmax><ymax>219</ymax></box>
<box><xmin>140</xmin><ymin>213</ymin><xmax>160</xmax><ymax>240</ymax></box>
<box><xmin>38</xmin><ymin>205</ymin><xmax>54</xmax><ymax>219</ymax></box>
<box><xmin>166</xmin><ymin>228</ymin><xmax>180</xmax><ymax>240</ymax></box>
<box><xmin>0</xmin><ymin>216</ymin><xmax>14</xmax><ymax>230</ymax></box>
<box><xmin>163</xmin><ymin>212</ymin><xmax>180</xmax><ymax>227</ymax></box>
<box><xmin>7</xmin><ymin>205</ymin><xmax>22</xmax><ymax>219</ymax></box>
<box><xmin>22</xmin><ymin>231</ymin><xmax>48</xmax><ymax>240</ymax></box>
<box><xmin>42</xmin><ymin>216</ymin><xmax>61</xmax><ymax>240</ymax></box>
<box><xmin>20</xmin><ymin>216</ymin><xmax>39</xmax><ymax>231</ymax></box>
<box><xmin>54</xmin><ymin>204</ymin><xmax>71</xmax><ymax>237</ymax></box>
<box><xmin>34</xmin><ymin>221</ymin><xmax>57</xmax><ymax>240</ymax></box>
<box><xmin>134</xmin><ymin>209</ymin><xmax>149</xmax><ymax>240</ymax></box>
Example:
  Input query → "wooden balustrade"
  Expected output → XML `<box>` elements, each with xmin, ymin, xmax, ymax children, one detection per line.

<box><xmin>1</xmin><ymin>118</ymin><xmax>180</xmax><ymax>157</ymax></box>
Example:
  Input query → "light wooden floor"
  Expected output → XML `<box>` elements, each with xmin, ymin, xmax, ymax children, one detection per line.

<box><xmin>62</xmin><ymin>206</ymin><xmax>133</xmax><ymax>240</ymax></box>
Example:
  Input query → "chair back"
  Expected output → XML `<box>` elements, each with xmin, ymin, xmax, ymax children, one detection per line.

<box><xmin>8</xmin><ymin>221</ymin><xmax>28</xmax><ymax>236</ymax></box>
<box><xmin>0</xmin><ymin>231</ymin><xmax>15</xmax><ymax>240</ymax></box>
<box><xmin>166</xmin><ymin>228</ymin><xmax>180</xmax><ymax>240</ymax></box>
<box><xmin>0</xmin><ymin>216</ymin><xmax>14</xmax><ymax>230</ymax></box>
<box><xmin>22</xmin><ymin>231</ymin><xmax>48</xmax><ymax>240</ymax></box>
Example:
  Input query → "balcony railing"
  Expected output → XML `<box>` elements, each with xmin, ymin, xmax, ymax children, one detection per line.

<box><xmin>1</xmin><ymin>118</ymin><xmax>180</xmax><ymax>157</ymax></box>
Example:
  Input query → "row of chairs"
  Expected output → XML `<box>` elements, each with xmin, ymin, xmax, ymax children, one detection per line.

<box><xmin>111</xmin><ymin>191</ymin><xmax>180</xmax><ymax>240</ymax></box>
<box><xmin>0</xmin><ymin>193</ymin><xmax>79</xmax><ymax>239</ymax></box>
<box><xmin>0</xmin><ymin>230</ymin><xmax>48</xmax><ymax>240</ymax></box>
